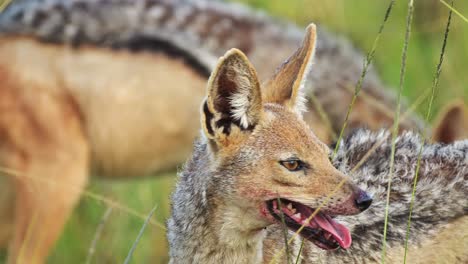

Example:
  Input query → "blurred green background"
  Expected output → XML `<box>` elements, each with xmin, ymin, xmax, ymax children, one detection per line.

<box><xmin>1</xmin><ymin>0</ymin><xmax>467</xmax><ymax>263</ymax></box>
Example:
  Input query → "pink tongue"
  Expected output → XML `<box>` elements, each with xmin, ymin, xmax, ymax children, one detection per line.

<box><xmin>312</xmin><ymin>214</ymin><xmax>352</xmax><ymax>249</ymax></box>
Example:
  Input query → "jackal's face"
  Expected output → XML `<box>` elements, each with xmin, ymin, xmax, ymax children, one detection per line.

<box><xmin>200</xmin><ymin>24</ymin><xmax>371</xmax><ymax>250</ymax></box>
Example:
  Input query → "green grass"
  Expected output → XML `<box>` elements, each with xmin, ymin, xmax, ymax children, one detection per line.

<box><xmin>48</xmin><ymin>174</ymin><xmax>174</xmax><ymax>264</ymax></box>
<box><xmin>0</xmin><ymin>1</ymin><xmax>467</xmax><ymax>263</ymax></box>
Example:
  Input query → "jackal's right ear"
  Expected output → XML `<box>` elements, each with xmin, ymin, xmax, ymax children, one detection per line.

<box><xmin>432</xmin><ymin>100</ymin><xmax>468</xmax><ymax>143</ymax></box>
<box><xmin>262</xmin><ymin>24</ymin><xmax>317</xmax><ymax>114</ymax></box>
<box><xmin>201</xmin><ymin>49</ymin><xmax>263</xmax><ymax>145</ymax></box>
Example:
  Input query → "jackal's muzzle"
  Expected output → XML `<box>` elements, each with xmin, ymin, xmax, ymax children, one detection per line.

<box><xmin>266</xmin><ymin>191</ymin><xmax>372</xmax><ymax>250</ymax></box>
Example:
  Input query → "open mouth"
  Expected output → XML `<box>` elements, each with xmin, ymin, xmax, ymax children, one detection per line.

<box><xmin>266</xmin><ymin>198</ymin><xmax>351</xmax><ymax>250</ymax></box>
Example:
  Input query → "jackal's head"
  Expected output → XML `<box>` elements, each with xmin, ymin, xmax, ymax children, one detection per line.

<box><xmin>200</xmin><ymin>24</ymin><xmax>371</xmax><ymax>250</ymax></box>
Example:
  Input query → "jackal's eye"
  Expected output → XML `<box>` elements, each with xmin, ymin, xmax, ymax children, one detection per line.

<box><xmin>280</xmin><ymin>159</ymin><xmax>305</xmax><ymax>172</ymax></box>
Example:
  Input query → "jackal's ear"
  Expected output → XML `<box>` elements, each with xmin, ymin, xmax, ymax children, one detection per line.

<box><xmin>263</xmin><ymin>23</ymin><xmax>317</xmax><ymax>114</ymax></box>
<box><xmin>201</xmin><ymin>48</ymin><xmax>262</xmax><ymax>144</ymax></box>
<box><xmin>432</xmin><ymin>100</ymin><xmax>468</xmax><ymax>143</ymax></box>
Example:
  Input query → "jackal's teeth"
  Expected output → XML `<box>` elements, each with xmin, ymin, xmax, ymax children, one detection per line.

<box><xmin>287</xmin><ymin>203</ymin><xmax>293</xmax><ymax>210</ymax></box>
<box><xmin>292</xmin><ymin>213</ymin><xmax>302</xmax><ymax>220</ymax></box>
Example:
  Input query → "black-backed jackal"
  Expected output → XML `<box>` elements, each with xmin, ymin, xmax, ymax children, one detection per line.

<box><xmin>168</xmin><ymin>24</ymin><xmax>467</xmax><ymax>264</ymax></box>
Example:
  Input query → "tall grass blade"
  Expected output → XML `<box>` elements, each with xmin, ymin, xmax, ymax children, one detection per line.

<box><xmin>123</xmin><ymin>204</ymin><xmax>158</xmax><ymax>264</ymax></box>
<box><xmin>0</xmin><ymin>0</ymin><xmax>13</xmax><ymax>12</ymax></box>
<box><xmin>0</xmin><ymin>165</ymin><xmax>167</xmax><ymax>230</ymax></box>
<box><xmin>381</xmin><ymin>0</ymin><xmax>415</xmax><ymax>263</ymax></box>
<box><xmin>403</xmin><ymin>1</ymin><xmax>453</xmax><ymax>262</ymax></box>
<box><xmin>440</xmin><ymin>0</ymin><xmax>467</xmax><ymax>23</ymax></box>
<box><xmin>85</xmin><ymin>207</ymin><xmax>113</xmax><ymax>264</ymax></box>
<box><xmin>294</xmin><ymin>238</ymin><xmax>305</xmax><ymax>264</ymax></box>
<box><xmin>333</xmin><ymin>0</ymin><xmax>396</xmax><ymax>158</ymax></box>
<box><xmin>83</xmin><ymin>191</ymin><xmax>166</xmax><ymax>230</ymax></box>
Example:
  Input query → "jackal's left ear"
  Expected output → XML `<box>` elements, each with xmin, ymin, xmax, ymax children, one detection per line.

<box><xmin>201</xmin><ymin>48</ymin><xmax>263</xmax><ymax>144</ymax></box>
<box><xmin>263</xmin><ymin>24</ymin><xmax>317</xmax><ymax>114</ymax></box>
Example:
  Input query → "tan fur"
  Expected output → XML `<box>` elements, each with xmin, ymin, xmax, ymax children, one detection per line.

<box><xmin>203</xmin><ymin>26</ymin><xmax>359</xmax><ymax>209</ymax></box>
<box><xmin>235</xmin><ymin>105</ymin><xmax>358</xmax><ymax>208</ymax></box>
<box><xmin>0</xmin><ymin>66</ymin><xmax>89</xmax><ymax>263</ymax></box>
<box><xmin>0</xmin><ymin>36</ymin><xmax>208</xmax><ymax>263</ymax></box>
<box><xmin>432</xmin><ymin>99</ymin><xmax>468</xmax><ymax>143</ymax></box>
<box><xmin>0</xmin><ymin>37</ymin><xmax>207</xmax><ymax>177</ymax></box>
<box><xmin>0</xmin><ymin>177</ymin><xmax>14</xmax><ymax>248</ymax></box>
<box><xmin>302</xmin><ymin>108</ymin><xmax>333</xmax><ymax>143</ymax></box>
<box><xmin>385</xmin><ymin>216</ymin><xmax>468</xmax><ymax>263</ymax></box>
<box><xmin>349</xmin><ymin>98</ymin><xmax>400</xmax><ymax>132</ymax></box>
<box><xmin>262</xmin><ymin>25</ymin><xmax>316</xmax><ymax>114</ymax></box>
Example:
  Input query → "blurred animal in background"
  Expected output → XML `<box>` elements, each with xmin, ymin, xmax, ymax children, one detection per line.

<box><xmin>168</xmin><ymin>24</ymin><xmax>468</xmax><ymax>263</ymax></box>
<box><xmin>432</xmin><ymin>99</ymin><xmax>468</xmax><ymax>143</ymax></box>
<box><xmin>0</xmin><ymin>0</ymin><xmax>465</xmax><ymax>263</ymax></box>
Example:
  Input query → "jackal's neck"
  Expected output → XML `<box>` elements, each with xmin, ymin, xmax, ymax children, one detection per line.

<box><xmin>168</xmin><ymin>141</ymin><xmax>267</xmax><ymax>263</ymax></box>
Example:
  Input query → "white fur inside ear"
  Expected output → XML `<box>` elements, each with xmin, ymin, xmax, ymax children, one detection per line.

<box><xmin>229</xmin><ymin>73</ymin><xmax>253</xmax><ymax>129</ymax></box>
<box><xmin>293</xmin><ymin>59</ymin><xmax>314</xmax><ymax>115</ymax></box>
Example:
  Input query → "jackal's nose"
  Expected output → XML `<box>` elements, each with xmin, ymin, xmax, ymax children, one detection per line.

<box><xmin>355</xmin><ymin>191</ymin><xmax>372</xmax><ymax>212</ymax></box>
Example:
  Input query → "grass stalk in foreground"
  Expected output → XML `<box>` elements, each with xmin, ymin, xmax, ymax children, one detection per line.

<box><xmin>0</xmin><ymin>165</ymin><xmax>166</xmax><ymax>231</ymax></box>
<box><xmin>381</xmin><ymin>0</ymin><xmax>414</xmax><ymax>263</ymax></box>
<box><xmin>85</xmin><ymin>207</ymin><xmax>114</xmax><ymax>264</ymax></box>
<box><xmin>0</xmin><ymin>0</ymin><xmax>13</xmax><ymax>12</ymax></box>
<box><xmin>440</xmin><ymin>0</ymin><xmax>467</xmax><ymax>23</ymax></box>
<box><xmin>294</xmin><ymin>238</ymin><xmax>305</xmax><ymax>264</ymax></box>
<box><xmin>123</xmin><ymin>204</ymin><xmax>159</xmax><ymax>264</ymax></box>
<box><xmin>332</xmin><ymin>0</ymin><xmax>396</xmax><ymax>158</ymax></box>
<box><xmin>403</xmin><ymin>1</ymin><xmax>453</xmax><ymax>262</ymax></box>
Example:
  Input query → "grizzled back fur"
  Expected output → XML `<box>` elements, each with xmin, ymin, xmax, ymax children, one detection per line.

<box><xmin>0</xmin><ymin>0</ymin><xmax>425</xmax><ymax>142</ymax></box>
